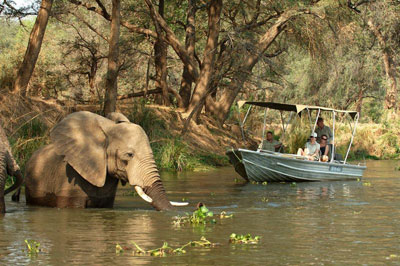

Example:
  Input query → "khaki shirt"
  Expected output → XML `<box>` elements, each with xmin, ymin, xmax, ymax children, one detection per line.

<box><xmin>259</xmin><ymin>139</ymin><xmax>281</xmax><ymax>151</ymax></box>
<box><xmin>306</xmin><ymin>142</ymin><xmax>320</xmax><ymax>156</ymax></box>
<box><xmin>315</xmin><ymin>126</ymin><xmax>333</xmax><ymax>143</ymax></box>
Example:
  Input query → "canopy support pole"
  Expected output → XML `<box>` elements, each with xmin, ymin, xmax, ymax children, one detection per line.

<box><xmin>312</xmin><ymin>109</ymin><xmax>321</xmax><ymax>133</ymax></box>
<box><xmin>330</xmin><ymin>111</ymin><xmax>336</xmax><ymax>163</ymax></box>
<box><xmin>344</xmin><ymin>112</ymin><xmax>359</xmax><ymax>164</ymax></box>
<box><xmin>307</xmin><ymin>109</ymin><xmax>313</xmax><ymax>133</ymax></box>
<box><xmin>278</xmin><ymin>111</ymin><xmax>294</xmax><ymax>152</ymax></box>
<box><xmin>261</xmin><ymin>108</ymin><xmax>267</xmax><ymax>143</ymax></box>
<box><xmin>240</xmin><ymin>105</ymin><xmax>252</xmax><ymax>142</ymax></box>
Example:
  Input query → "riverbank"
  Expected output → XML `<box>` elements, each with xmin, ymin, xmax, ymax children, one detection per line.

<box><xmin>0</xmin><ymin>94</ymin><xmax>246</xmax><ymax>175</ymax></box>
<box><xmin>1</xmin><ymin>94</ymin><xmax>399</xmax><ymax>179</ymax></box>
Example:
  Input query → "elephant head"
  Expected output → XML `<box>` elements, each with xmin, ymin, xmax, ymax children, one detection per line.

<box><xmin>49</xmin><ymin>111</ymin><xmax>186</xmax><ymax>211</ymax></box>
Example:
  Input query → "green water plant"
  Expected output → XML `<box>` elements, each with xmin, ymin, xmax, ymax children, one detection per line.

<box><xmin>173</xmin><ymin>205</ymin><xmax>215</xmax><ymax>226</ymax></box>
<box><xmin>116</xmin><ymin>237</ymin><xmax>216</xmax><ymax>257</ymax></box>
<box><xmin>25</xmin><ymin>239</ymin><xmax>41</xmax><ymax>256</ymax></box>
<box><xmin>219</xmin><ymin>211</ymin><xmax>233</xmax><ymax>219</ymax></box>
<box><xmin>363</xmin><ymin>181</ymin><xmax>371</xmax><ymax>186</ymax></box>
<box><xmin>229</xmin><ymin>233</ymin><xmax>261</xmax><ymax>244</ymax></box>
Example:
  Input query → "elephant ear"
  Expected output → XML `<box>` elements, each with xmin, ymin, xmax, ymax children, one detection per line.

<box><xmin>50</xmin><ymin>111</ymin><xmax>108</xmax><ymax>187</ymax></box>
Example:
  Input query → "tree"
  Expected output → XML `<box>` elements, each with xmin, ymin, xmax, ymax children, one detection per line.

<box><xmin>12</xmin><ymin>0</ymin><xmax>53</xmax><ymax>96</ymax></box>
<box><xmin>103</xmin><ymin>0</ymin><xmax>121</xmax><ymax>115</ymax></box>
<box><xmin>347</xmin><ymin>0</ymin><xmax>399</xmax><ymax>111</ymax></box>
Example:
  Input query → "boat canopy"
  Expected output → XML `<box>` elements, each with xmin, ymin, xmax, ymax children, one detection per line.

<box><xmin>237</xmin><ymin>101</ymin><xmax>358</xmax><ymax>119</ymax></box>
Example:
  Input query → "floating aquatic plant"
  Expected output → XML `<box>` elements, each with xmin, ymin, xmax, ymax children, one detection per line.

<box><xmin>229</xmin><ymin>233</ymin><xmax>260</xmax><ymax>244</ymax></box>
<box><xmin>363</xmin><ymin>182</ymin><xmax>371</xmax><ymax>186</ymax></box>
<box><xmin>25</xmin><ymin>240</ymin><xmax>40</xmax><ymax>256</ymax></box>
<box><xmin>173</xmin><ymin>205</ymin><xmax>216</xmax><ymax>226</ymax></box>
<box><xmin>262</xmin><ymin>181</ymin><xmax>268</xmax><ymax>185</ymax></box>
<box><xmin>261</xmin><ymin>197</ymin><xmax>269</xmax><ymax>202</ymax></box>
<box><xmin>290</xmin><ymin>182</ymin><xmax>297</xmax><ymax>187</ymax></box>
<box><xmin>116</xmin><ymin>237</ymin><xmax>216</xmax><ymax>257</ymax></box>
<box><xmin>219</xmin><ymin>211</ymin><xmax>233</xmax><ymax>219</ymax></box>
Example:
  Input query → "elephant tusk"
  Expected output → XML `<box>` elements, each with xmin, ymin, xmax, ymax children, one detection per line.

<box><xmin>134</xmin><ymin>186</ymin><xmax>153</xmax><ymax>203</ymax></box>
<box><xmin>170</xmin><ymin>201</ymin><xmax>189</xmax><ymax>206</ymax></box>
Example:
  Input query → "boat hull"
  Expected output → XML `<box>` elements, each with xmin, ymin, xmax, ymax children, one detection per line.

<box><xmin>230</xmin><ymin>149</ymin><xmax>366</xmax><ymax>182</ymax></box>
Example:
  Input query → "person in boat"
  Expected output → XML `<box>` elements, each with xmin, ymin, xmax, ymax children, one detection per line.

<box><xmin>319</xmin><ymin>134</ymin><xmax>330</xmax><ymax>162</ymax></box>
<box><xmin>315</xmin><ymin>117</ymin><xmax>333</xmax><ymax>144</ymax></box>
<box><xmin>258</xmin><ymin>131</ymin><xmax>282</xmax><ymax>152</ymax></box>
<box><xmin>297</xmin><ymin>132</ymin><xmax>320</xmax><ymax>161</ymax></box>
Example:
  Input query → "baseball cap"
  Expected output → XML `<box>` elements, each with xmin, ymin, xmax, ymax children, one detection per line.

<box><xmin>310</xmin><ymin>132</ymin><xmax>317</xmax><ymax>138</ymax></box>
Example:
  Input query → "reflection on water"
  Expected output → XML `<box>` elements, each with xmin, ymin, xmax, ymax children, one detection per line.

<box><xmin>1</xmin><ymin>160</ymin><xmax>400</xmax><ymax>265</ymax></box>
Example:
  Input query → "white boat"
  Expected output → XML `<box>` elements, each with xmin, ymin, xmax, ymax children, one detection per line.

<box><xmin>227</xmin><ymin>102</ymin><xmax>366</xmax><ymax>182</ymax></box>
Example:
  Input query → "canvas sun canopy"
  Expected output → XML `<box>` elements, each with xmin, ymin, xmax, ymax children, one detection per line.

<box><xmin>237</xmin><ymin>101</ymin><xmax>359</xmax><ymax>119</ymax></box>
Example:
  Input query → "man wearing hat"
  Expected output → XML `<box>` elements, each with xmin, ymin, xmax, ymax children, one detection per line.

<box><xmin>297</xmin><ymin>132</ymin><xmax>320</xmax><ymax>161</ymax></box>
<box><xmin>315</xmin><ymin>117</ymin><xmax>333</xmax><ymax>144</ymax></box>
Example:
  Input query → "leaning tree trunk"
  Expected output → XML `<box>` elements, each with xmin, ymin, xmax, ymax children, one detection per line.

<box><xmin>153</xmin><ymin>0</ymin><xmax>170</xmax><ymax>106</ymax></box>
<box><xmin>12</xmin><ymin>0</ymin><xmax>53</xmax><ymax>96</ymax></box>
<box><xmin>367</xmin><ymin>19</ymin><xmax>398</xmax><ymax>111</ymax></box>
<box><xmin>179</xmin><ymin>0</ymin><xmax>197</xmax><ymax>108</ymax></box>
<box><xmin>184</xmin><ymin>0</ymin><xmax>222</xmax><ymax>117</ymax></box>
<box><xmin>103</xmin><ymin>0</ymin><xmax>121</xmax><ymax>116</ymax></box>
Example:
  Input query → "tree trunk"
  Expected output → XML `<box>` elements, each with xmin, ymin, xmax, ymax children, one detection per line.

<box><xmin>367</xmin><ymin>19</ymin><xmax>397</xmax><ymax>111</ymax></box>
<box><xmin>179</xmin><ymin>0</ymin><xmax>197</xmax><ymax>108</ymax></box>
<box><xmin>12</xmin><ymin>0</ymin><xmax>53</xmax><ymax>96</ymax></box>
<box><xmin>154</xmin><ymin>0</ymin><xmax>170</xmax><ymax>106</ymax></box>
<box><xmin>214</xmin><ymin>9</ymin><xmax>305</xmax><ymax>125</ymax></box>
<box><xmin>144</xmin><ymin>0</ymin><xmax>199</xmax><ymax>82</ymax></box>
<box><xmin>184</xmin><ymin>0</ymin><xmax>222</xmax><ymax>116</ymax></box>
<box><xmin>103</xmin><ymin>0</ymin><xmax>121</xmax><ymax>116</ymax></box>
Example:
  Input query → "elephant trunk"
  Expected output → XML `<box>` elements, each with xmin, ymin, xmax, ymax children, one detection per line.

<box><xmin>143</xmin><ymin>180</ymin><xmax>173</xmax><ymax>211</ymax></box>
<box><xmin>0</xmin><ymin>150</ymin><xmax>6</xmax><ymax>213</ymax></box>
<box><xmin>4</xmin><ymin>169</ymin><xmax>23</xmax><ymax>196</ymax></box>
<box><xmin>131</xmin><ymin>156</ymin><xmax>173</xmax><ymax>211</ymax></box>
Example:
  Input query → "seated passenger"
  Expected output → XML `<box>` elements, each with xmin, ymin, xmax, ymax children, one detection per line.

<box><xmin>258</xmin><ymin>131</ymin><xmax>282</xmax><ymax>152</ymax></box>
<box><xmin>297</xmin><ymin>132</ymin><xmax>320</xmax><ymax>161</ymax></box>
<box><xmin>319</xmin><ymin>134</ymin><xmax>330</xmax><ymax>162</ymax></box>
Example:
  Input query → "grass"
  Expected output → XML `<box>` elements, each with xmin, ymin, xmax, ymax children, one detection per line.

<box><xmin>127</xmin><ymin>102</ymin><xmax>229</xmax><ymax>171</ymax></box>
<box><xmin>9</xmin><ymin>118</ymin><xmax>49</xmax><ymax>172</ymax></box>
<box><xmin>6</xmin><ymin>118</ymin><xmax>49</xmax><ymax>190</ymax></box>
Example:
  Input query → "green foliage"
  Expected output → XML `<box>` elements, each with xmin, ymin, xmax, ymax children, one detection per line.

<box><xmin>9</xmin><ymin>118</ymin><xmax>49</xmax><ymax>172</ymax></box>
<box><xmin>25</xmin><ymin>240</ymin><xmax>41</xmax><ymax>256</ymax></box>
<box><xmin>173</xmin><ymin>205</ymin><xmax>216</xmax><ymax>226</ymax></box>
<box><xmin>154</xmin><ymin>138</ymin><xmax>188</xmax><ymax>171</ymax></box>
<box><xmin>285</xmin><ymin>117</ymin><xmax>309</xmax><ymax>154</ymax></box>
<box><xmin>229</xmin><ymin>233</ymin><xmax>260</xmax><ymax>244</ymax></box>
<box><xmin>127</xmin><ymin>101</ymin><xmax>166</xmax><ymax>140</ymax></box>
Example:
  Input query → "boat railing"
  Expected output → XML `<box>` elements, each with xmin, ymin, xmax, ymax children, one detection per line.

<box><xmin>257</xmin><ymin>148</ymin><xmax>357</xmax><ymax>165</ymax></box>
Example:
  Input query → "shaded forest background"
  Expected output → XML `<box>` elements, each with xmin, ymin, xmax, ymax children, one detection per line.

<box><xmin>0</xmin><ymin>0</ymin><xmax>399</xmax><ymax>171</ymax></box>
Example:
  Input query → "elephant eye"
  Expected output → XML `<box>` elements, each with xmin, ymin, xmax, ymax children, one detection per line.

<box><xmin>126</xmin><ymin>152</ymin><xmax>134</xmax><ymax>158</ymax></box>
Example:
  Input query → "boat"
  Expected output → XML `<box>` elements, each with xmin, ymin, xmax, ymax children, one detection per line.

<box><xmin>227</xmin><ymin>102</ymin><xmax>366</xmax><ymax>182</ymax></box>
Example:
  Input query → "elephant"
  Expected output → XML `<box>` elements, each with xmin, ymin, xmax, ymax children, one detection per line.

<box><xmin>25</xmin><ymin>111</ymin><xmax>187</xmax><ymax>210</ymax></box>
<box><xmin>0</xmin><ymin>123</ymin><xmax>23</xmax><ymax>213</ymax></box>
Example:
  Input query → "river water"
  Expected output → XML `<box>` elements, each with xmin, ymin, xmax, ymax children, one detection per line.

<box><xmin>1</xmin><ymin>160</ymin><xmax>399</xmax><ymax>265</ymax></box>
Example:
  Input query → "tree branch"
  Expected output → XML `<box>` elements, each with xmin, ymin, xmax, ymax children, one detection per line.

<box><xmin>68</xmin><ymin>0</ymin><xmax>157</xmax><ymax>38</ymax></box>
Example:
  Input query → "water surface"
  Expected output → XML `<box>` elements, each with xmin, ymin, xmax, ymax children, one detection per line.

<box><xmin>1</xmin><ymin>160</ymin><xmax>400</xmax><ymax>265</ymax></box>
